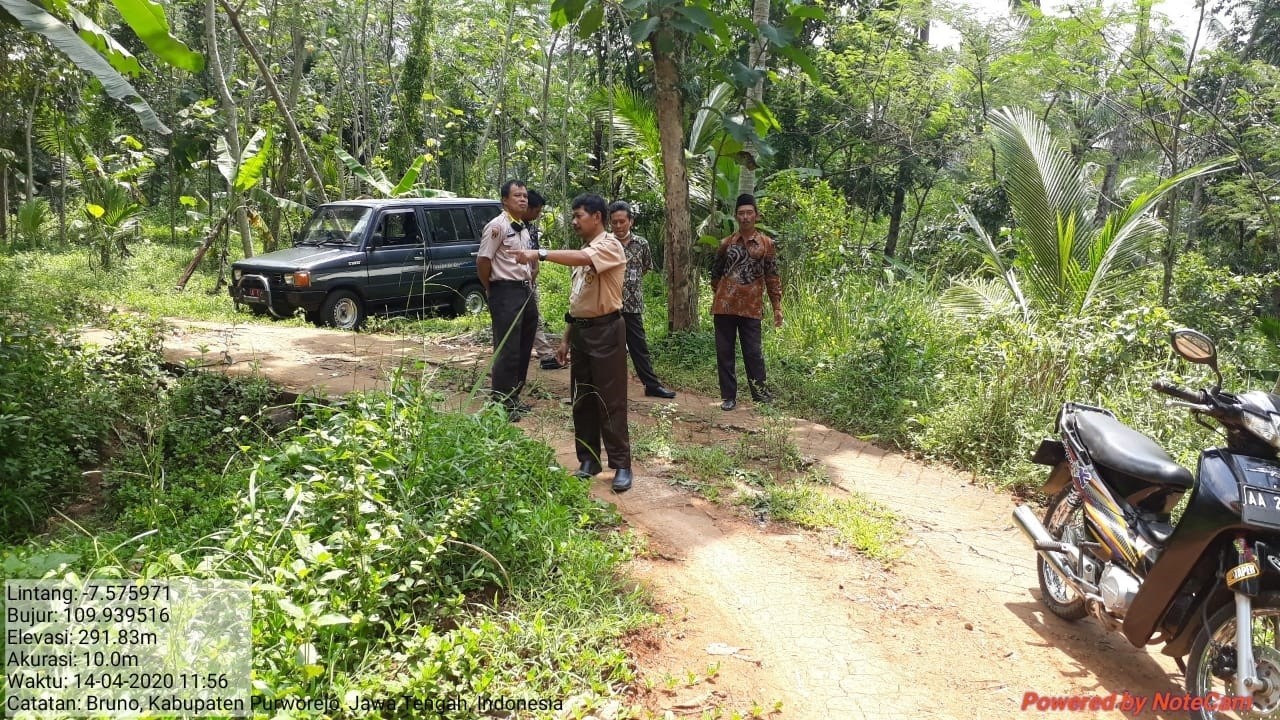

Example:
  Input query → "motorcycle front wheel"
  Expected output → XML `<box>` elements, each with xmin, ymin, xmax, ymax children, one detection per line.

<box><xmin>1186</xmin><ymin>593</ymin><xmax>1280</xmax><ymax>719</ymax></box>
<box><xmin>1038</xmin><ymin>486</ymin><xmax>1087</xmax><ymax>621</ymax></box>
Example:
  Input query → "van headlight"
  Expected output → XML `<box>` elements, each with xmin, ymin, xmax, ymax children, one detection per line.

<box><xmin>233</xmin><ymin>268</ymin><xmax>243</xmax><ymax>282</ymax></box>
<box><xmin>1241</xmin><ymin>411</ymin><xmax>1280</xmax><ymax>449</ymax></box>
<box><xmin>284</xmin><ymin>271</ymin><xmax>311</xmax><ymax>288</ymax></box>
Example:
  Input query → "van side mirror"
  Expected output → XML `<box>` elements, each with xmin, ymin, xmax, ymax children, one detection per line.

<box><xmin>368</xmin><ymin>233</ymin><xmax>384</xmax><ymax>248</ymax></box>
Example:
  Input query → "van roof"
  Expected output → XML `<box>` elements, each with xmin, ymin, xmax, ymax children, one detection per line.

<box><xmin>320</xmin><ymin>198</ymin><xmax>498</xmax><ymax>209</ymax></box>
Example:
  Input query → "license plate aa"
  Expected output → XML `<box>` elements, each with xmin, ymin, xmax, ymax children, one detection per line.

<box><xmin>1241</xmin><ymin>484</ymin><xmax>1280</xmax><ymax>529</ymax></box>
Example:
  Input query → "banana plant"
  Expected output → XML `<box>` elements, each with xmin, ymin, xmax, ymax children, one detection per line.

<box><xmin>335</xmin><ymin>149</ymin><xmax>453</xmax><ymax>198</ymax></box>
<box><xmin>0</xmin><ymin>0</ymin><xmax>202</xmax><ymax>134</ymax></box>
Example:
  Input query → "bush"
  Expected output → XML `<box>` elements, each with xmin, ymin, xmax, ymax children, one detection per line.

<box><xmin>0</xmin><ymin>312</ymin><xmax>164</xmax><ymax>541</ymax></box>
<box><xmin>192</xmin><ymin>382</ymin><xmax>644</xmax><ymax>706</ymax></box>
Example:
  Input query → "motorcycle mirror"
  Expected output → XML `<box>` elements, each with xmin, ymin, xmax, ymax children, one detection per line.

<box><xmin>1171</xmin><ymin>328</ymin><xmax>1223</xmax><ymax>388</ymax></box>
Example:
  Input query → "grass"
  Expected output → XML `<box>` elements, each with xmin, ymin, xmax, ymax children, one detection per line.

<box><xmin>758</xmin><ymin>483</ymin><xmax>903</xmax><ymax>564</ymax></box>
<box><xmin>624</xmin><ymin>397</ymin><xmax>902</xmax><ymax>561</ymax></box>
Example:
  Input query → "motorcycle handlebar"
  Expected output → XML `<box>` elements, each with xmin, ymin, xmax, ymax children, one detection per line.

<box><xmin>1152</xmin><ymin>379</ymin><xmax>1205</xmax><ymax>404</ymax></box>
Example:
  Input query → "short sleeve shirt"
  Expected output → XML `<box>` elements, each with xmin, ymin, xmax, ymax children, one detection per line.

<box><xmin>478</xmin><ymin>212</ymin><xmax>533</xmax><ymax>282</ymax></box>
<box><xmin>569</xmin><ymin>232</ymin><xmax>626</xmax><ymax>318</ymax></box>
<box><xmin>620</xmin><ymin>234</ymin><xmax>654</xmax><ymax>314</ymax></box>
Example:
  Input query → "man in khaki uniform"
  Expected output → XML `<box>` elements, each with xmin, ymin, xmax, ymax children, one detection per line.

<box><xmin>477</xmin><ymin>179</ymin><xmax>537</xmax><ymax>419</ymax></box>
<box><xmin>514</xmin><ymin>193</ymin><xmax>633</xmax><ymax>492</ymax></box>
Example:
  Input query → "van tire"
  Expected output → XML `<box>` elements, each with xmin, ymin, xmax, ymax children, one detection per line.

<box><xmin>320</xmin><ymin>290</ymin><xmax>365</xmax><ymax>330</ymax></box>
<box><xmin>453</xmin><ymin>283</ymin><xmax>487</xmax><ymax>316</ymax></box>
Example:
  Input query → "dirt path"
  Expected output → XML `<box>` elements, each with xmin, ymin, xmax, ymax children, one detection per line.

<box><xmin>126</xmin><ymin>319</ymin><xmax>1185</xmax><ymax>718</ymax></box>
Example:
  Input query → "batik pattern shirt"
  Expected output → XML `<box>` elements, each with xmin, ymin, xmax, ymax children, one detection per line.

<box><xmin>620</xmin><ymin>234</ymin><xmax>654</xmax><ymax>314</ymax></box>
<box><xmin>710</xmin><ymin>232</ymin><xmax>782</xmax><ymax>320</ymax></box>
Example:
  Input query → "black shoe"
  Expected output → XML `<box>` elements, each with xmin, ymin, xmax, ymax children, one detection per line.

<box><xmin>540</xmin><ymin>358</ymin><xmax>566</xmax><ymax>370</ymax></box>
<box><xmin>753</xmin><ymin>392</ymin><xmax>773</xmax><ymax>404</ymax></box>
<box><xmin>645</xmin><ymin>386</ymin><xmax>677</xmax><ymax>399</ymax></box>
<box><xmin>720</xmin><ymin>399</ymin><xmax>736</xmax><ymax>411</ymax></box>
<box><xmin>573</xmin><ymin>460</ymin><xmax>603</xmax><ymax>478</ymax></box>
<box><xmin>514</xmin><ymin>400</ymin><xmax>533</xmax><ymax>413</ymax></box>
<box><xmin>611</xmin><ymin>468</ymin><xmax>634</xmax><ymax>492</ymax></box>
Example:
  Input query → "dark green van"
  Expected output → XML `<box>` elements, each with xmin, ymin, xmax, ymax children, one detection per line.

<box><xmin>230</xmin><ymin>198</ymin><xmax>501</xmax><ymax>329</ymax></box>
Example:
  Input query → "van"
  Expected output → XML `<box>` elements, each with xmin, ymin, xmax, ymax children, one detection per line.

<box><xmin>229</xmin><ymin>198</ymin><xmax>501</xmax><ymax>329</ymax></box>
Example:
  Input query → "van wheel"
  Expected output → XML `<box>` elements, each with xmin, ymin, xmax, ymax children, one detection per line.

<box><xmin>320</xmin><ymin>290</ymin><xmax>365</xmax><ymax>330</ymax></box>
<box><xmin>453</xmin><ymin>284</ymin><xmax>487</xmax><ymax>316</ymax></box>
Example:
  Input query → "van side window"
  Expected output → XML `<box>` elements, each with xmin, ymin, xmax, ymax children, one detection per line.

<box><xmin>471</xmin><ymin>205</ymin><xmax>501</xmax><ymax>234</ymax></box>
<box><xmin>426</xmin><ymin>209</ymin><xmax>474</xmax><ymax>244</ymax></box>
<box><xmin>376</xmin><ymin>211</ymin><xmax>419</xmax><ymax>246</ymax></box>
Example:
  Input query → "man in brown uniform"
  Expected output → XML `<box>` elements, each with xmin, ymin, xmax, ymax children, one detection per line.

<box><xmin>477</xmin><ymin>179</ymin><xmax>538</xmax><ymax>419</ymax></box>
<box><xmin>710</xmin><ymin>193</ymin><xmax>783</xmax><ymax>411</ymax></box>
<box><xmin>514</xmin><ymin>194</ymin><xmax>633</xmax><ymax>492</ymax></box>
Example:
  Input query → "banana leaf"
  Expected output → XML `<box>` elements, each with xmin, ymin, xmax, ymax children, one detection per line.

<box><xmin>1</xmin><ymin>0</ymin><xmax>168</xmax><ymax>133</ymax></box>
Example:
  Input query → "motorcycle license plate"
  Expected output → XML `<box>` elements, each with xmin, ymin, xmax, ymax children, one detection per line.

<box><xmin>1241</xmin><ymin>484</ymin><xmax>1280</xmax><ymax>530</ymax></box>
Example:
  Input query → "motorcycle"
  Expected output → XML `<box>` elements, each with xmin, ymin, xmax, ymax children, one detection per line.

<box><xmin>1015</xmin><ymin>328</ymin><xmax>1280</xmax><ymax>718</ymax></box>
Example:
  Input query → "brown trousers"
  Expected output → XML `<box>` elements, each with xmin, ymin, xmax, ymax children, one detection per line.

<box><xmin>569</xmin><ymin>314</ymin><xmax>631</xmax><ymax>469</ymax></box>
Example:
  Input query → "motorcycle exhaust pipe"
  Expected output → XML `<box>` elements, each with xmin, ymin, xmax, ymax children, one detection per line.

<box><xmin>1013</xmin><ymin>504</ymin><xmax>1095</xmax><ymax>594</ymax></box>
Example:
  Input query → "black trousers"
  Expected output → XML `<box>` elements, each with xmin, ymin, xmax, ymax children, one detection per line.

<box><xmin>569</xmin><ymin>315</ymin><xmax>630</xmax><ymax>469</ymax></box>
<box><xmin>623</xmin><ymin>312</ymin><xmax>661</xmax><ymax>390</ymax></box>
<box><xmin>488</xmin><ymin>282</ymin><xmax>538</xmax><ymax>405</ymax></box>
<box><xmin>714</xmin><ymin>314</ymin><xmax>767</xmax><ymax>401</ymax></box>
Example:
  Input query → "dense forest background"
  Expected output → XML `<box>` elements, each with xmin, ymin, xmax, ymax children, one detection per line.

<box><xmin>7</xmin><ymin>0</ymin><xmax>1280</xmax><ymax>479</ymax></box>
<box><xmin>10</xmin><ymin>0</ymin><xmax>1280</xmax><ymax>712</ymax></box>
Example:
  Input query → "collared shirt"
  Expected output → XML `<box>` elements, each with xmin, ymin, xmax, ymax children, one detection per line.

<box><xmin>710</xmin><ymin>231</ymin><xmax>782</xmax><ymax>319</ymax></box>
<box><xmin>619</xmin><ymin>233</ymin><xmax>654</xmax><ymax>314</ymax></box>
<box><xmin>478</xmin><ymin>212</ymin><xmax>533</xmax><ymax>282</ymax></box>
<box><xmin>569</xmin><ymin>231</ymin><xmax>626</xmax><ymax>318</ymax></box>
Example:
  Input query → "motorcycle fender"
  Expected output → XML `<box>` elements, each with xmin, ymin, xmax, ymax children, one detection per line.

<box><xmin>1039</xmin><ymin>462</ymin><xmax>1072</xmax><ymax>497</ymax></box>
<box><xmin>1031</xmin><ymin>439</ymin><xmax>1066</xmax><ymax>467</ymax></box>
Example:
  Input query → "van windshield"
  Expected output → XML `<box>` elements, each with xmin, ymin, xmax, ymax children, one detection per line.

<box><xmin>297</xmin><ymin>206</ymin><xmax>372</xmax><ymax>246</ymax></box>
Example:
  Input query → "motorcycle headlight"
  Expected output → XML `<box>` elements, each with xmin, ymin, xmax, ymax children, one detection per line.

<box><xmin>1241</xmin><ymin>411</ymin><xmax>1280</xmax><ymax>449</ymax></box>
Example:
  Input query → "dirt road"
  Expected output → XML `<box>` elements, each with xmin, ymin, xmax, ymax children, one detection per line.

<box><xmin>145</xmin><ymin>319</ymin><xmax>1184</xmax><ymax>719</ymax></box>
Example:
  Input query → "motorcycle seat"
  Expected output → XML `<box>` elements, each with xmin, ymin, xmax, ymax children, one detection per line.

<box><xmin>1072</xmin><ymin>411</ymin><xmax>1194</xmax><ymax>489</ymax></box>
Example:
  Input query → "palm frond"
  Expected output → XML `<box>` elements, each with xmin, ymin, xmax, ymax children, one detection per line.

<box><xmin>989</xmin><ymin>107</ymin><xmax>1094</xmax><ymax>311</ymax></box>
<box><xmin>688</xmin><ymin>82</ymin><xmax>735</xmax><ymax>156</ymax></box>
<box><xmin>1078</xmin><ymin>158</ymin><xmax>1231</xmax><ymax>313</ymax></box>
<box><xmin>957</xmin><ymin>203</ymin><xmax>1032</xmax><ymax>323</ymax></box>
<box><xmin>938</xmin><ymin>278</ymin><xmax>1027</xmax><ymax>322</ymax></box>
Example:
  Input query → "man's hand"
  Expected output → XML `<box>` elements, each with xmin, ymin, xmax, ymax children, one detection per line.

<box><xmin>556</xmin><ymin>337</ymin><xmax>570</xmax><ymax>366</ymax></box>
<box><xmin>774</xmin><ymin>312</ymin><xmax>784</xmax><ymax>329</ymax></box>
<box><xmin>513</xmin><ymin>249</ymin><xmax>538</xmax><ymax>265</ymax></box>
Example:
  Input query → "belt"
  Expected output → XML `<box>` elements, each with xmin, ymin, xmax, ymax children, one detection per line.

<box><xmin>490</xmin><ymin>279</ymin><xmax>532</xmax><ymax>288</ymax></box>
<box><xmin>564</xmin><ymin>311</ymin><xmax>621</xmax><ymax>327</ymax></box>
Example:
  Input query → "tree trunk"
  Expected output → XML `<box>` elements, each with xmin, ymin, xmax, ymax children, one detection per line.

<box><xmin>884</xmin><ymin>161</ymin><xmax>909</xmax><ymax>258</ymax></box>
<box><xmin>471</xmin><ymin>0</ymin><xmax>518</xmax><ymax>193</ymax></box>
<box><xmin>387</xmin><ymin>0</ymin><xmax>433</xmax><ymax>177</ymax></box>
<box><xmin>24</xmin><ymin>85</ymin><xmax>40</xmax><ymax>201</ymax></box>
<box><xmin>737</xmin><ymin>0</ymin><xmax>770</xmax><ymax>198</ymax></box>
<box><xmin>1095</xmin><ymin>159</ymin><xmax>1118</xmax><ymax>226</ymax></box>
<box><xmin>652</xmin><ymin>26</ymin><xmax>697</xmax><ymax>332</ymax></box>
<box><xmin>268</xmin><ymin>28</ymin><xmax>308</xmax><ymax>251</ymax></box>
<box><xmin>1</xmin><ymin>161</ymin><xmax>9</xmax><ymax>245</ymax></box>
<box><xmin>219</xmin><ymin>0</ymin><xmax>328</xmax><ymax>203</ymax></box>
<box><xmin>206</xmin><ymin>0</ymin><xmax>255</xmax><ymax>259</ymax></box>
<box><xmin>1161</xmin><ymin>189</ymin><xmax>1181</xmax><ymax>306</ymax></box>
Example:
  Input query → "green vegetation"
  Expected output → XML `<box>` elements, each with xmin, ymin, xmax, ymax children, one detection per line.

<box><xmin>0</xmin><ymin>273</ymin><xmax>653</xmax><ymax>717</ymax></box>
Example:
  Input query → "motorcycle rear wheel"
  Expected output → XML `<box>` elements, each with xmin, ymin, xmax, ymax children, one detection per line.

<box><xmin>1038</xmin><ymin>486</ymin><xmax>1087</xmax><ymax>621</ymax></box>
<box><xmin>1186</xmin><ymin>593</ymin><xmax>1280</xmax><ymax>719</ymax></box>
